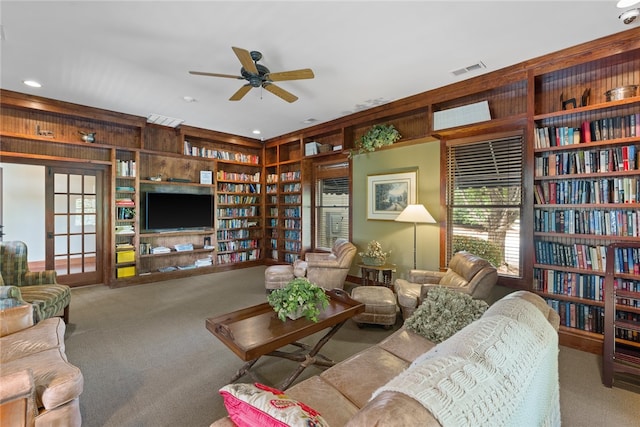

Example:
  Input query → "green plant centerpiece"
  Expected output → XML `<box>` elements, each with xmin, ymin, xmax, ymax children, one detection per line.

<box><xmin>349</xmin><ymin>123</ymin><xmax>401</xmax><ymax>158</ymax></box>
<box><xmin>359</xmin><ymin>240</ymin><xmax>390</xmax><ymax>266</ymax></box>
<box><xmin>267</xmin><ymin>277</ymin><xmax>330</xmax><ymax>322</ymax></box>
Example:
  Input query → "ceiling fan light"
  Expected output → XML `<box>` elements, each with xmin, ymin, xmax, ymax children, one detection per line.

<box><xmin>617</xmin><ymin>0</ymin><xmax>640</xmax><ymax>8</ymax></box>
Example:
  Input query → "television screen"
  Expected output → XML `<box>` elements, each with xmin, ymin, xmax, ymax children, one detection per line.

<box><xmin>145</xmin><ymin>192</ymin><xmax>213</xmax><ymax>231</ymax></box>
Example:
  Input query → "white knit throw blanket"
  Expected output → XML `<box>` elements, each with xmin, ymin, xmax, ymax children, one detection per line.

<box><xmin>373</xmin><ymin>297</ymin><xmax>561</xmax><ymax>427</ymax></box>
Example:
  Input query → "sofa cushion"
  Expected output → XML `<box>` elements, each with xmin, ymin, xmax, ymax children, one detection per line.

<box><xmin>438</xmin><ymin>269</ymin><xmax>468</xmax><ymax>288</ymax></box>
<box><xmin>2</xmin><ymin>347</ymin><xmax>83</xmax><ymax>410</ymax></box>
<box><xmin>286</xmin><ymin>376</ymin><xmax>360</xmax><ymax>427</ymax></box>
<box><xmin>0</xmin><ymin>303</ymin><xmax>33</xmax><ymax>338</ymax></box>
<box><xmin>219</xmin><ymin>383</ymin><xmax>328</xmax><ymax>427</ymax></box>
<box><xmin>345</xmin><ymin>390</ymin><xmax>440</xmax><ymax>427</ymax></box>
<box><xmin>377</xmin><ymin>328</ymin><xmax>435</xmax><ymax>363</ymax></box>
<box><xmin>320</xmin><ymin>346</ymin><xmax>409</xmax><ymax>408</ymax></box>
<box><xmin>1</xmin><ymin>317</ymin><xmax>65</xmax><ymax>363</ymax></box>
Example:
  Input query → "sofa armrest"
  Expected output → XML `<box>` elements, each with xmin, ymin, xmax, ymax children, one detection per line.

<box><xmin>24</xmin><ymin>270</ymin><xmax>58</xmax><ymax>286</ymax></box>
<box><xmin>408</xmin><ymin>270</ymin><xmax>444</xmax><ymax>284</ymax></box>
<box><xmin>0</xmin><ymin>369</ymin><xmax>37</xmax><ymax>427</ymax></box>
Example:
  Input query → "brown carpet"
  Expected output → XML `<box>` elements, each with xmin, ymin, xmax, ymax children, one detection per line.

<box><xmin>64</xmin><ymin>266</ymin><xmax>640</xmax><ymax>426</ymax></box>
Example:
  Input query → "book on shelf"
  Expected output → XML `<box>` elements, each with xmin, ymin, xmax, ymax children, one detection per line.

<box><xmin>151</xmin><ymin>246</ymin><xmax>171</xmax><ymax>254</ymax></box>
<box><xmin>174</xmin><ymin>243</ymin><xmax>194</xmax><ymax>252</ymax></box>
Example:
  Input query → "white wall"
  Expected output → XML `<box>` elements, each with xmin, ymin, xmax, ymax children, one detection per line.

<box><xmin>0</xmin><ymin>163</ymin><xmax>46</xmax><ymax>261</ymax></box>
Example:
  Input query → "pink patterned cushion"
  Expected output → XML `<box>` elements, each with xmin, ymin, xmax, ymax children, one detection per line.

<box><xmin>219</xmin><ymin>383</ymin><xmax>329</xmax><ymax>427</ymax></box>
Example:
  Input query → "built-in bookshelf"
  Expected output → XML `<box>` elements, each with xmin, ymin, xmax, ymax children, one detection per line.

<box><xmin>114</xmin><ymin>149</ymin><xmax>139</xmax><ymax>281</ymax></box>
<box><xmin>215</xmin><ymin>163</ymin><xmax>262</xmax><ymax>265</ymax></box>
<box><xmin>280</xmin><ymin>165</ymin><xmax>302</xmax><ymax>263</ymax></box>
<box><xmin>531</xmin><ymin>46</ymin><xmax>640</xmax><ymax>352</ymax></box>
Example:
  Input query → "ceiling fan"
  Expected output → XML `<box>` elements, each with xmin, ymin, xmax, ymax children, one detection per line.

<box><xmin>189</xmin><ymin>47</ymin><xmax>314</xmax><ymax>103</ymax></box>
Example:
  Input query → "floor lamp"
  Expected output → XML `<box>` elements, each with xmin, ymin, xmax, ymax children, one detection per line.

<box><xmin>394</xmin><ymin>204</ymin><xmax>436</xmax><ymax>269</ymax></box>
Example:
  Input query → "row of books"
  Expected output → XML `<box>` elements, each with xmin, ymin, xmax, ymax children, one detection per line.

<box><xmin>534</xmin><ymin>177</ymin><xmax>639</xmax><ymax>205</ymax></box>
<box><xmin>266</xmin><ymin>184</ymin><xmax>278</xmax><ymax>194</ymax></box>
<box><xmin>217</xmin><ymin>239</ymin><xmax>259</xmax><ymax>252</ymax></box>
<box><xmin>534</xmin><ymin>240</ymin><xmax>607</xmax><ymax>272</ymax></box>
<box><xmin>216</xmin><ymin>218</ymin><xmax>259</xmax><ymax>229</ymax></box>
<box><xmin>216</xmin><ymin>249</ymin><xmax>260</xmax><ymax>264</ymax></box>
<box><xmin>269</xmin><ymin>208</ymin><xmax>278</xmax><ymax>216</ymax></box>
<box><xmin>534</xmin><ymin>268</ymin><xmax>604</xmax><ymax>300</ymax></box>
<box><xmin>545</xmin><ymin>299</ymin><xmax>605</xmax><ymax>334</ymax></box>
<box><xmin>216</xmin><ymin>207</ymin><xmax>259</xmax><ymax>217</ymax></box>
<box><xmin>611</xmin><ymin>278</ymin><xmax>640</xmax><ymax>307</ymax></box>
<box><xmin>611</xmin><ymin>246</ymin><xmax>640</xmax><ymax>275</ymax></box>
<box><xmin>534</xmin><ymin>144</ymin><xmax>638</xmax><ymax>177</ymax></box>
<box><xmin>216</xmin><ymin>170</ymin><xmax>260</xmax><ymax>183</ymax></box>
<box><xmin>216</xmin><ymin>229</ymin><xmax>251</xmax><ymax>240</ymax></box>
<box><xmin>284</xmin><ymin>253</ymin><xmax>300</xmax><ymax>263</ymax></box>
<box><xmin>183</xmin><ymin>140</ymin><xmax>260</xmax><ymax>164</ymax></box>
<box><xmin>217</xmin><ymin>195</ymin><xmax>259</xmax><ymax>204</ymax></box>
<box><xmin>284</xmin><ymin>230</ymin><xmax>301</xmax><ymax>240</ymax></box>
<box><xmin>283</xmin><ymin>219</ymin><xmax>301</xmax><ymax>229</ymax></box>
<box><xmin>283</xmin><ymin>207</ymin><xmax>301</xmax><ymax>218</ymax></box>
<box><xmin>280</xmin><ymin>171</ymin><xmax>301</xmax><ymax>182</ymax></box>
<box><xmin>116</xmin><ymin>159</ymin><xmax>136</xmax><ymax>177</ymax></box>
<box><xmin>266</xmin><ymin>174</ymin><xmax>278</xmax><ymax>183</ymax></box>
<box><xmin>534</xmin><ymin>208</ymin><xmax>640</xmax><ymax>237</ymax></box>
<box><xmin>284</xmin><ymin>241</ymin><xmax>301</xmax><ymax>252</ymax></box>
<box><xmin>282</xmin><ymin>195</ymin><xmax>301</xmax><ymax>204</ymax></box>
<box><xmin>115</xmin><ymin>198</ymin><xmax>135</xmax><ymax>207</ymax></box>
<box><xmin>217</xmin><ymin>183</ymin><xmax>261</xmax><ymax>193</ymax></box>
<box><xmin>534</xmin><ymin>113</ymin><xmax>639</xmax><ymax>148</ymax></box>
<box><xmin>282</xmin><ymin>183</ymin><xmax>301</xmax><ymax>193</ymax></box>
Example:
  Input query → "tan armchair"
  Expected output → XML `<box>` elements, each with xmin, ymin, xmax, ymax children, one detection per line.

<box><xmin>395</xmin><ymin>251</ymin><xmax>498</xmax><ymax>319</ymax></box>
<box><xmin>265</xmin><ymin>239</ymin><xmax>357</xmax><ymax>292</ymax></box>
<box><xmin>295</xmin><ymin>239</ymin><xmax>357</xmax><ymax>290</ymax></box>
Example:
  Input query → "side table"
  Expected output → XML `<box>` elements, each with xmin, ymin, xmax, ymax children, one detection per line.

<box><xmin>357</xmin><ymin>263</ymin><xmax>397</xmax><ymax>290</ymax></box>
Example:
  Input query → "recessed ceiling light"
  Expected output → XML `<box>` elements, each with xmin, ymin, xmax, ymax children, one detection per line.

<box><xmin>302</xmin><ymin>118</ymin><xmax>317</xmax><ymax>124</ymax></box>
<box><xmin>183</xmin><ymin>96</ymin><xmax>197</xmax><ymax>103</ymax></box>
<box><xmin>23</xmin><ymin>80</ymin><xmax>42</xmax><ymax>88</ymax></box>
<box><xmin>617</xmin><ymin>0</ymin><xmax>640</xmax><ymax>8</ymax></box>
<box><xmin>252</xmin><ymin>129</ymin><xmax>261</xmax><ymax>135</ymax></box>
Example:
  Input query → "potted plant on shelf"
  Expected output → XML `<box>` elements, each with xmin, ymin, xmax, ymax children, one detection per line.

<box><xmin>267</xmin><ymin>277</ymin><xmax>330</xmax><ymax>322</ymax></box>
<box><xmin>349</xmin><ymin>123</ymin><xmax>401</xmax><ymax>158</ymax></box>
<box><xmin>359</xmin><ymin>240</ymin><xmax>390</xmax><ymax>266</ymax></box>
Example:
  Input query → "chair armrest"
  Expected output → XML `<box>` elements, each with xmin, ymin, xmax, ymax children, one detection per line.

<box><xmin>304</xmin><ymin>252</ymin><xmax>340</xmax><ymax>268</ymax></box>
<box><xmin>24</xmin><ymin>270</ymin><xmax>58</xmax><ymax>286</ymax></box>
<box><xmin>0</xmin><ymin>370</ymin><xmax>37</xmax><ymax>427</ymax></box>
<box><xmin>293</xmin><ymin>259</ymin><xmax>308</xmax><ymax>277</ymax></box>
<box><xmin>408</xmin><ymin>270</ymin><xmax>444</xmax><ymax>284</ymax></box>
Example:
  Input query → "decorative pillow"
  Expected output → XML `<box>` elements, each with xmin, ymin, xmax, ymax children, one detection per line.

<box><xmin>404</xmin><ymin>286</ymin><xmax>488</xmax><ymax>343</ymax></box>
<box><xmin>219</xmin><ymin>382</ymin><xmax>329</xmax><ymax>427</ymax></box>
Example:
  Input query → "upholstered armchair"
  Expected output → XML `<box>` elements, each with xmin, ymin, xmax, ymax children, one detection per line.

<box><xmin>395</xmin><ymin>251</ymin><xmax>498</xmax><ymax>319</ymax></box>
<box><xmin>0</xmin><ymin>241</ymin><xmax>71</xmax><ymax>323</ymax></box>
<box><xmin>265</xmin><ymin>239</ymin><xmax>357</xmax><ymax>292</ymax></box>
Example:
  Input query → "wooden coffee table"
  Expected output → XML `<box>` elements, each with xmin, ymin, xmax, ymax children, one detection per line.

<box><xmin>206</xmin><ymin>288</ymin><xmax>365</xmax><ymax>389</ymax></box>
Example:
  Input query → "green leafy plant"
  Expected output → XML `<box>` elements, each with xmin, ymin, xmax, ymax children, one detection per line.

<box><xmin>267</xmin><ymin>277</ymin><xmax>330</xmax><ymax>322</ymax></box>
<box><xmin>349</xmin><ymin>123</ymin><xmax>401</xmax><ymax>158</ymax></box>
<box><xmin>404</xmin><ymin>286</ymin><xmax>488</xmax><ymax>343</ymax></box>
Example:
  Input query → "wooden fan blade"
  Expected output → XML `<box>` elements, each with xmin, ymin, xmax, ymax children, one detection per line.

<box><xmin>263</xmin><ymin>83</ymin><xmax>298</xmax><ymax>103</ymax></box>
<box><xmin>229</xmin><ymin>84</ymin><xmax>253</xmax><ymax>101</ymax></box>
<box><xmin>232</xmin><ymin>46</ymin><xmax>258</xmax><ymax>75</ymax></box>
<box><xmin>189</xmin><ymin>71</ymin><xmax>243</xmax><ymax>79</ymax></box>
<box><xmin>267</xmin><ymin>69</ymin><xmax>315</xmax><ymax>82</ymax></box>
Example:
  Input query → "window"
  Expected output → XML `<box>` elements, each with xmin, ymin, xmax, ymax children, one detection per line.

<box><xmin>314</xmin><ymin>161</ymin><xmax>350</xmax><ymax>250</ymax></box>
<box><xmin>446</xmin><ymin>134</ymin><xmax>523</xmax><ymax>277</ymax></box>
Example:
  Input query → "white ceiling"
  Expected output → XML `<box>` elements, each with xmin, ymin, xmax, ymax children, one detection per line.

<box><xmin>1</xmin><ymin>1</ymin><xmax>637</xmax><ymax>140</ymax></box>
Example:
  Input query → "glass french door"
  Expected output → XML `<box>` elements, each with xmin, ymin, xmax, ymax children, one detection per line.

<box><xmin>46</xmin><ymin>166</ymin><xmax>104</xmax><ymax>286</ymax></box>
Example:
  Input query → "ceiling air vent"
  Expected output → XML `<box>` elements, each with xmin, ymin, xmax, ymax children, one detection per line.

<box><xmin>450</xmin><ymin>61</ymin><xmax>486</xmax><ymax>77</ymax></box>
<box><xmin>146</xmin><ymin>114</ymin><xmax>184</xmax><ymax>128</ymax></box>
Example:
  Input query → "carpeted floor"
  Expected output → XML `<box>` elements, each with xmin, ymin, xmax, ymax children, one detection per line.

<box><xmin>64</xmin><ymin>266</ymin><xmax>640</xmax><ymax>426</ymax></box>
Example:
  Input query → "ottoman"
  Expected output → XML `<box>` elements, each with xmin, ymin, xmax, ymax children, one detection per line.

<box><xmin>350</xmin><ymin>286</ymin><xmax>397</xmax><ymax>329</ymax></box>
<box><xmin>264</xmin><ymin>265</ymin><xmax>295</xmax><ymax>293</ymax></box>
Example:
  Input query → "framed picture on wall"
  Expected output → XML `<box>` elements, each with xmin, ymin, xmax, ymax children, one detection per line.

<box><xmin>367</xmin><ymin>170</ymin><xmax>417</xmax><ymax>220</ymax></box>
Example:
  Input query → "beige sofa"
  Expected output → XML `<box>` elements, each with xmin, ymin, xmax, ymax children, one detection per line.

<box><xmin>0</xmin><ymin>303</ymin><xmax>83</xmax><ymax>427</ymax></box>
<box><xmin>211</xmin><ymin>291</ymin><xmax>560</xmax><ymax>426</ymax></box>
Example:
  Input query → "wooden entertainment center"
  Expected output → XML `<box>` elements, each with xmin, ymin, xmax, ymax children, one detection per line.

<box><xmin>1</xmin><ymin>28</ymin><xmax>639</xmax><ymax>354</ymax></box>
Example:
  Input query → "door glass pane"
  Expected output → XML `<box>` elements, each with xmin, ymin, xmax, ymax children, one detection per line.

<box><xmin>70</xmin><ymin>215</ymin><xmax>83</xmax><ymax>233</ymax></box>
<box><xmin>69</xmin><ymin>174</ymin><xmax>82</xmax><ymax>194</ymax></box>
<box><xmin>84</xmin><ymin>175</ymin><xmax>96</xmax><ymax>194</ymax></box>
<box><xmin>54</xmin><ymin>173</ymin><xmax>67</xmax><ymax>193</ymax></box>
<box><xmin>54</xmin><ymin>236</ymin><xmax>67</xmax><ymax>255</ymax></box>
<box><xmin>54</xmin><ymin>195</ymin><xmax>68</xmax><ymax>214</ymax></box>
<box><xmin>70</xmin><ymin>235</ymin><xmax>82</xmax><ymax>254</ymax></box>
<box><xmin>84</xmin><ymin>215</ymin><xmax>96</xmax><ymax>232</ymax></box>
<box><xmin>84</xmin><ymin>254</ymin><xmax>96</xmax><ymax>273</ymax></box>
<box><xmin>84</xmin><ymin>234</ymin><xmax>96</xmax><ymax>252</ymax></box>
<box><xmin>55</xmin><ymin>255</ymin><xmax>68</xmax><ymax>275</ymax></box>
<box><xmin>54</xmin><ymin>215</ymin><xmax>68</xmax><ymax>234</ymax></box>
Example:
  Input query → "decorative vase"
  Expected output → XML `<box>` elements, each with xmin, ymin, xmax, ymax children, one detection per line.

<box><xmin>362</xmin><ymin>256</ymin><xmax>385</xmax><ymax>266</ymax></box>
<box><xmin>287</xmin><ymin>307</ymin><xmax>305</xmax><ymax>320</ymax></box>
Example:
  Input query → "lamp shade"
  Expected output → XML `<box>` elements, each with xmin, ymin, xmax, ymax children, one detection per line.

<box><xmin>394</xmin><ymin>204</ymin><xmax>436</xmax><ymax>223</ymax></box>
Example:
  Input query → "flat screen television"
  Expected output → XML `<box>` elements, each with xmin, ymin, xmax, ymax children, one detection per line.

<box><xmin>145</xmin><ymin>192</ymin><xmax>213</xmax><ymax>231</ymax></box>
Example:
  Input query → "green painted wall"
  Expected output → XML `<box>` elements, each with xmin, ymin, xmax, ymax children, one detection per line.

<box><xmin>351</xmin><ymin>138</ymin><xmax>441</xmax><ymax>280</ymax></box>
